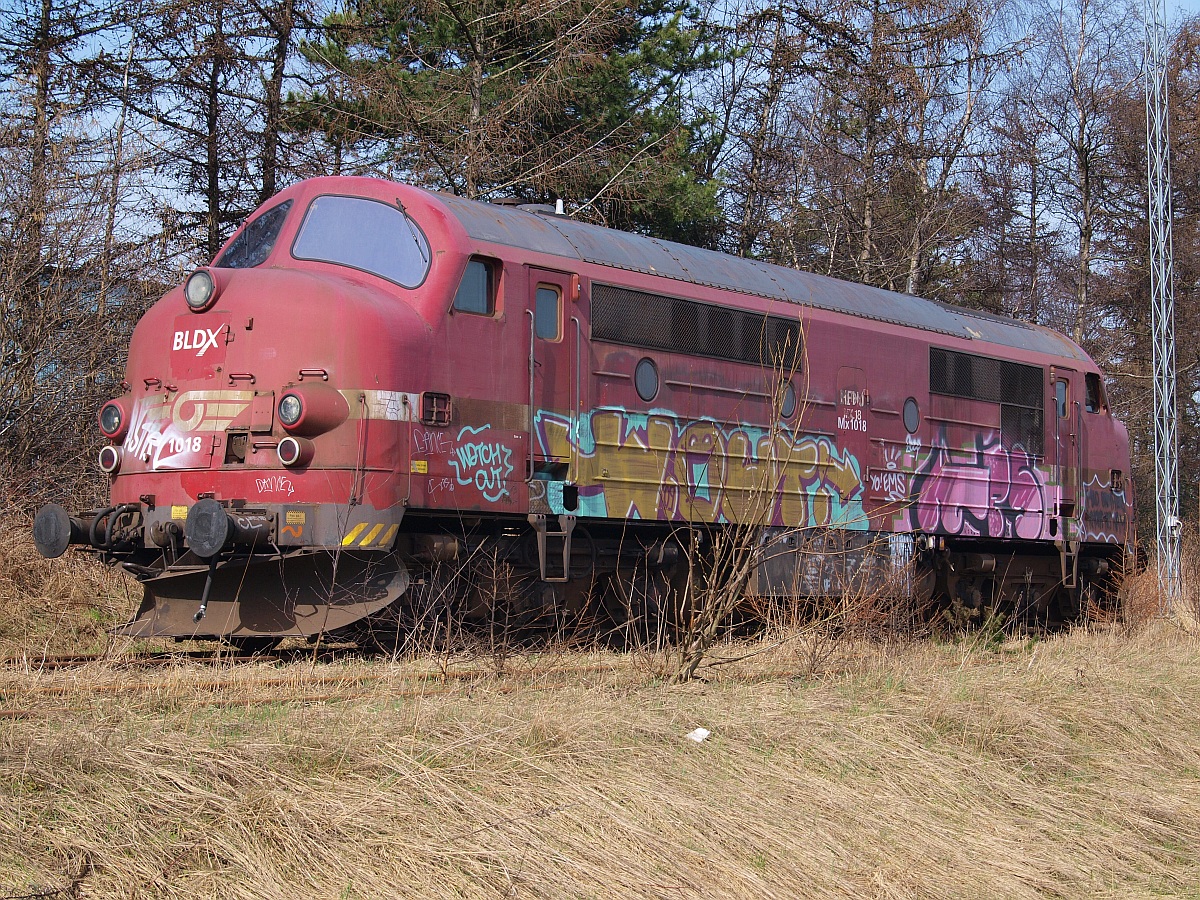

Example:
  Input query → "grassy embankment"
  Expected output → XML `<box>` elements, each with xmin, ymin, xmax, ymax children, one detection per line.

<box><xmin>2</xmin><ymin>514</ymin><xmax>1199</xmax><ymax>899</ymax></box>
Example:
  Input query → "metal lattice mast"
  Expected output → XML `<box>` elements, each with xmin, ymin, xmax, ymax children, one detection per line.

<box><xmin>1144</xmin><ymin>0</ymin><xmax>1181</xmax><ymax>611</ymax></box>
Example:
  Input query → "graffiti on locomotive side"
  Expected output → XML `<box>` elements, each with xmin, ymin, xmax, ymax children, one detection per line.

<box><xmin>906</xmin><ymin>430</ymin><xmax>1047</xmax><ymax>540</ymax></box>
<box><xmin>867</xmin><ymin>445</ymin><xmax>910</xmax><ymax>502</ymax></box>
<box><xmin>255</xmin><ymin>475</ymin><xmax>295</xmax><ymax>496</ymax></box>
<box><xmin>123</xmin><ymin>391</ymin><xmax>253</xmax><ymax>470</ymax></box>
<box><xmin>868</xmin><ymin>469</ymin><xmax>908</xmax><ymax>501</ymax></box>
<box><xmin>413</xmin><ymin>429</ymin><xmax>451</xmax><ymax>455</ymax></box>
<box><xmin>1082</xmin><ymin>475</ymin><xmax>1129</xmax><ymax>541</ymax></box>
<box><xmin>427</xmin><ymin>477</ymin><xmax>455</xmax><ymax>496</ymax></box>
<box><xmin>449</xmin><ymin>424</ymin><xmax>514</xmax><ymax>502</ymax></box>
<box><xmin>535</xmin><ymin>408</ymin><xmax>867</xmax><ymax>528</ymax></box>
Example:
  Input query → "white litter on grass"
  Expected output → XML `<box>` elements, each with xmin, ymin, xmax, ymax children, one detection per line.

<box><xmin>686</xmin><ymin>727</ymin><xmax>710</xmax><ymax>743</ymax></box>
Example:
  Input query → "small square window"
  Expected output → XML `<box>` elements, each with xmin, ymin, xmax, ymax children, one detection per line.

<box><xmin>453</xmin><ymin>258</ymin><xmax>496</xmax><ymax>315</ymax></box>
<box><xmin>420</xmin><ymin>392</ymin><xmax>452</xmax><ymax>426</ymax></box>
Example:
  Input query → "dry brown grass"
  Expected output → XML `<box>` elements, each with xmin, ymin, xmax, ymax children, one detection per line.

<box><xmin>1</xmin><ymin>623</ymin><xmax>1198</xmax><ymax>899</ymax></box>
<box><xmin>4</xmin><ymin>510</ymin><xmax>1200</xmax><ymax>898</ymax></box>
<box><xmin>1119</xmin><ymin>533</ymin><xmax>1200</xmax><ymax>636</ymax></box>
<box><xmin>0</xmin><ymin>507</ymin><xmax>133</xmax><ymax>663</ymax></box>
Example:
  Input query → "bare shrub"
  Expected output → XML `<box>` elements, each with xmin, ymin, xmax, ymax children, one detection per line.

<box><xmin>0</xmin><ymin>501</ymin><xmax>132</xmax><ymax>661</ymax></box>
<box><xmin>1176</xmin><ymin>531</ymin><xmax>1200</xmax><ymax>633</ymax></box>
<box><xmin>1117</xmin><ymin>564</ymin><xmax>1161</xmax><ymax>633</ymax></box>
<box><xmin>1119</xmin><ymin>531</ymin><xmax>1200</xmax><ymax>635</ymax></box>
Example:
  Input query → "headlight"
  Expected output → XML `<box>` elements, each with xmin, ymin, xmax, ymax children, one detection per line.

<box><xmin>97</xmin><ymin>399</ymin><xmax>130</xmax><ymax>441</ymax></box>
<box><xmin>278</xmin><ymin>436</ymin><xmax>313</xmax><ymax>467</ymax></box>
<box><xmin>184</xmin><ymin>269</ymin><xmax>216</xmax><ymax>310</ymax></box>
<box><xmin>278</xmin><ymin>393</ymin><xmax>303</xmax><ymax>427</ymax></box>
<box><xmin>99</xmin><ymin>402</ymin><xmax>122</xmax><ymax>437</ymax></box>
<box><xmin>274</xmin><ymin>383</ymin><xmax>349</xmax><ymax>436</ymax></box>
<box><xmin>98</xmin><ymin>445</ymin><xmax>121</xmax><ymax>474</ymax></box>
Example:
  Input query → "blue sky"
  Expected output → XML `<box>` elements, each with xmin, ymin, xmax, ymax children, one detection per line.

<box><xmin>1172</xmin><ymin>0</ymin><xmax>1200</xmax><ymax>20</ymax></box>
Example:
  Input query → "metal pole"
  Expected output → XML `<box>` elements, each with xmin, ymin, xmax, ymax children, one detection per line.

<box><xmin>1144</xmin><ymin>0</ymin><xmax>1182</xmax><ymax>611</ymax></box>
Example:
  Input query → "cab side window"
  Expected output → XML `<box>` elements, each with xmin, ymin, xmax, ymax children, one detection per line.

<box><xmin>217</xmin><ymin>199</ymin><xmax>293</xmax><ymax>269</ymax></box>
<box><xmin>535</xmin><ymin>284</ymin><xmax>561</xmax><ymax>339</ymax></box>
<box><xmin>453</xmin><ymin>258</ymin><xmax>497</xmax><ymax>315</ymax></box>
<box><xmin>1085</xmin><ymin>372</ymin><xmax>1104</xmax><ymax>413</ymax></box>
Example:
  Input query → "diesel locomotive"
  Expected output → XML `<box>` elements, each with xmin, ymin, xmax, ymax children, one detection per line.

<box><xmin>32</xmin><ymin>175</ymin><xmax>1135</xmax><ymax>642</ymax></box>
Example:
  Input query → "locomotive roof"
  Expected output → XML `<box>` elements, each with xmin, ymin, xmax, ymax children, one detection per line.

<box><xmin>433</xmin><ymin>191</ymin><xmax>1089</xmax><ymax>363</ymax></box>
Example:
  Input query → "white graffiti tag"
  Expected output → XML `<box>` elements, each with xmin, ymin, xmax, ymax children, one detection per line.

<box><xmin>449</xmin><ymin>425</ymin><xmax>514</xmax><ymax>502</ymax></box>
<box><xmin>256</xmin><ymin>475</ymin><xmax>296</xmax><ymax>496</ymax></box>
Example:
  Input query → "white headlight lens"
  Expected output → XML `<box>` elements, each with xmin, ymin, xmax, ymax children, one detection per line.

<box><xmin>279</xmin><ymin>394</ymin><xmax>303</xmax><ymax>426</ymax></box>
<box><xmin>99</xmin><ymin>402</ymin><xmax>122</xmax><ymax>436</ymax></box>
<box><xmin>185</xmin><ymin>270</ymin><xmax>215</xmax><ymax>309</ymax></box>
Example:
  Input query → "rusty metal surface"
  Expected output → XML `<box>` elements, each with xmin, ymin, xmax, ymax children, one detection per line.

<box><xmin>755</xmin><ymin>529</ymin><xmax>910</xmax><ymax>598</ymax></box>
<box><xmin>112</xmin><ymin>552</ymin><xmax>410</xmax><ymax>639</ymax></box>
<box><xmin>436</xmin><ymin>191</ymin><xmax>1086</xmax><ymax>360</ymax></box>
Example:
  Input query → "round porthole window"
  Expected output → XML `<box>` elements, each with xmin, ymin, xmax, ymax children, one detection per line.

<box><xmin>635</xmin><ymin>357</ymin><xmax>659</xmax><ymax>402</ymax></box>
<box><xmin>781</xmin><ymin>380</ymin><xmax>797</xmax><ymax>419</ymax></box>
<box><xmin>903</xmin><ymin>397</ymin><xmax>920</xmax><ymax>434</ymax></box>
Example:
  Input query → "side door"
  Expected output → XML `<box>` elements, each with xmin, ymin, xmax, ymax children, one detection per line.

<box><xmin>1052</xmin><ymin>369</ymin><xmax>1079</xmax><ymax>517</ymax></box>
<box><xmin>528</xmin><ymin>268</ymin><xmax>579</xmax><ymax>479</ymax></box>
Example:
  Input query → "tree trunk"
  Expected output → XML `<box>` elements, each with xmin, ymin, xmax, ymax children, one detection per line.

<box><xmin>260</xmin><ymin>0</ymin><xmax>296</xmax><ymax>205</ymax></box>
<box><xmin>205</xmin><ymin>5</ymin><xmax>227</xmax><ymax>259</ymax></box>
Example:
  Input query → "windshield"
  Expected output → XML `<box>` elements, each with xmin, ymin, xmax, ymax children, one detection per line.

<box><xmin>291</xmin><ymin>195</ymin><xmax>431</xmax><ymax>288</ymax></box>
<box><xmin>216</xmin><ymin>199</ymin><xmax>293</xmax><ymax>268</ymax></box>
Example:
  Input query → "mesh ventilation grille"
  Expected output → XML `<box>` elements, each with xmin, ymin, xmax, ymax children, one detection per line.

<box><xmin>930</xmin><ymin>348</ymin><xmax>1042</xmax><ymax>408</ymax></box>
<box><xmin>931</xmin><ymin>347</ymin><xmax>1045</xmax><ymax>456</ymax></box>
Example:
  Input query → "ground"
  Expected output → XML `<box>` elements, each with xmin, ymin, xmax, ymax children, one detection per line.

<box><xmin>2</xmin><ymin>515</ymin><xmax>1199</xmax><ymax>899</ymax></box>
<box><xmin>2</xmin><ymin>622</ymin><xmax>1199</xmax><ymax>899</ymax></box>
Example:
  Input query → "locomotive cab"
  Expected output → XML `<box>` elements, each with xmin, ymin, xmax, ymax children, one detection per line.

<box><xmin>34</xmin><ymin>179</ymin><xmax>454</xmax><ymax>639</ymax></box>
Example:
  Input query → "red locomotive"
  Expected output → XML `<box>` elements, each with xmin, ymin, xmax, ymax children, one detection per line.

<box><xmin>33</xmin><ymin>175</ymin><xmax>1135</xmax><ymax>643</ymax></box>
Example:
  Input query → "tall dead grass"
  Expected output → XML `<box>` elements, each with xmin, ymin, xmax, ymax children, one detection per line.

<box><xmin>1119</xmin><ymin>531</ymin><xmax>1200</xmax><ymax>635</ymax></box>
<box><xmin>1</xmin><ymin>624</ymin><xmax>1198</xmax><ymax>899</ymax></box>
<box><xmin>4</xmin><ymin>497</ymin><xmax>1200</xmax><ymax>898</ymax></box>
<box><xmin>0</xmin><ymin>506</ymin><xmax>132</xmax><ymax>662</ymax></box>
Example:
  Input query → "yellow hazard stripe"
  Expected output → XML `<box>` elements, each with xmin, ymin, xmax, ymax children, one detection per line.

<box><xmin>359</xmin><ymin>524</ymin><xmax>385</xmax><ymax>547</ymax></box>
<box><xmin>341</xmin><ymin>523</ymin><xmax>368</xmax><ymax>546</ymax></box>
<box><xmin>342</xmin><ymin>522</ymin><xmax>400</xmax><ymax>549</ymax></box>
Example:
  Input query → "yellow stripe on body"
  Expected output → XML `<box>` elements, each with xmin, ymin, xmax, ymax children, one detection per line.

<box><xmin>358</xmin><ymin>524</ymin><xmax>385</xmax><ymax>547</ymax></box>
<box><xmin>341</xmin><ymin>523</ymin><xmax>368</xmax><ymax>546</ymax></box>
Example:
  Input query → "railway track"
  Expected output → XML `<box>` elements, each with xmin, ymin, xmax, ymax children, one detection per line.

<box><xmin>0</xmin><ymin>645</ymin><xmax>361</xmax><ymax>672</ymax></box>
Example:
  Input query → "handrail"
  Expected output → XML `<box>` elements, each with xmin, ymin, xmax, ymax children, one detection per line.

<box><xmin>572</xmin><ymin>315</ymin><xmax>582</xmax><ymax>478</ymax></box>
<box><xmin>527</xmin><ymin>309</ymin><xmax>536</xmax><ymax>482</ymax></box>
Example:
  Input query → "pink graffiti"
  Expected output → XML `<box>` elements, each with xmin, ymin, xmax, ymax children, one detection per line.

<box><xmin>911</xmin><ymin>434</ymin><xmax>1046</xmax><ymax>539</ymax></box>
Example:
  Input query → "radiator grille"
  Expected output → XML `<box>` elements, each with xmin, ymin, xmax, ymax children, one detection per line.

<box><xmin>930</xmin><ymin>348</ymin><xmax>1042</xmax><ymax>406</ymax></box>
<box><xmin>930</xmin><ymin>347</ymin><xmax>1045</xmax><ymax>455</ymax></box>
<box><xmin>592</xmin><ymin>283</ymin><xmax>802</xmax><ymax>369</ymax></box>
